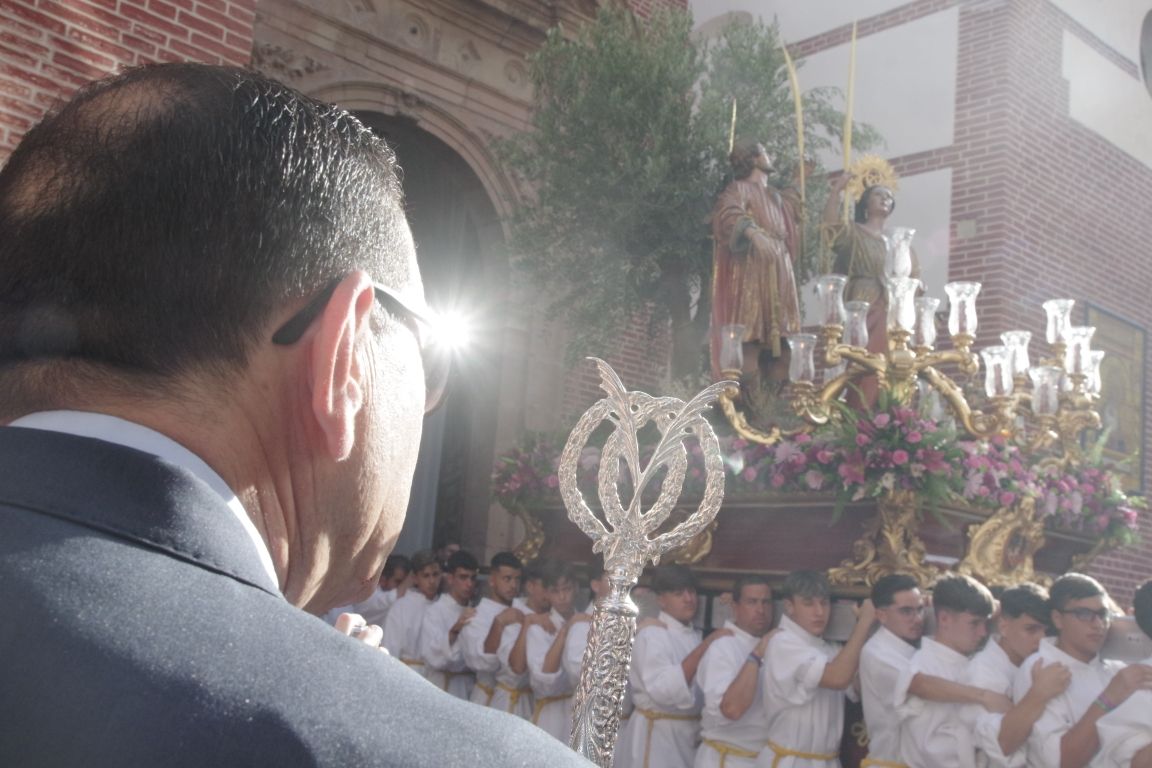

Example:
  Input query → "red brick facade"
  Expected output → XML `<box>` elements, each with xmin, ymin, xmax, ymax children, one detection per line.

<box><xmin>0</xmin><ymin>0</ymin><xmax>255</xmax><ymax>159</ymax></box>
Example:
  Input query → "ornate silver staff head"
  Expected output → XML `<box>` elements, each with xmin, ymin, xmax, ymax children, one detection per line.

<box><xmin>563</xmin><ymin>358</ymin><xmax>731</xmax><ymax>765</ymax></box>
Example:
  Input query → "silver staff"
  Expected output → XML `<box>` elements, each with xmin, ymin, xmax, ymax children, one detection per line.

<box><xmin>562</xmin><ymin>359</ymin><xmax>732</xmax><ymax>766</ymax></box>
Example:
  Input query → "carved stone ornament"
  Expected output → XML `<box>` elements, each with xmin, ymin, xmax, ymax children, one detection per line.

<box><xmin>956</xmin><ymin>497</ymin><xmax>1050</xmax><ymax>587</ymax></box>
<box><xmin>251</xmin><ymin>44</ymin><xmax>327</xmax><ymax>81</ymax></box>
<box><xmin>561</xmin><ymin>359</ymin><xmax>731</xmax><ymax>766</ymax></box>
<box><xmin>827</xmin><ymin>488</ymin><xmax>940</xmax><ymax>588</ymax></box>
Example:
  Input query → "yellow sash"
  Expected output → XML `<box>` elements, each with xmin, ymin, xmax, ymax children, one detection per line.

<box><xmin>860</xmin><ymin>759</ymin><xmax>908</xmax><ymax>768</ymax></box>
<box><xmin>497</xmin><ymin>682</ymin><xmax>533</xmax><ymax>713</ymax></box>
<box><xmin>635</xmin><ymin>707</ymin><xmax>701</xmax><ymax>768</ymax></box>
<box><xmin>702</xmin><ymin>737</ymin><xmax>760</xmax><ymax>767</ymax></box>
<box><xmin>531</xmin><ymin>693</ymin><xmax>573</xmax><ymax>724</ymax></box>
<box><xmin>764</xmin><ymin>738</ymin><xmax>837</xmax><ymax>768</ymax></box>
<box><xmin>474</xmin><ymin>681</ymin><xmax>495</xmax><ymax>706</ymax></box>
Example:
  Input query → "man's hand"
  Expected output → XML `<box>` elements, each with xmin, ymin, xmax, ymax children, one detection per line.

<box><xmin>1102</xmin><ymin>663</ymin><xmax>1152</xmax><ymax>707</ymax></box>
<box><xmin>496</xmin><ymin>607</ymin><xmax>526</xmax><ymax>627</ymax></box>
<box><xmin>526</xmin><ymin>612</ymin><xmax>557</xmax><ymax>634</ymax></box>
<box><xmin>854</xmin><ymin>598</ymin><xmax>877</xmax><ymax>628</ymax></box>
<box><xmin>979</xmin><ymin>689</ymin><xmax>1013</xmax><ymax>713</ymax></box>
<box><xmin>335</xmin><ymin>612</ymin><xmax>384</xmax><ymax>650</ymax></box>
<box><xmin>450</xmin><ymin>607</ymin><xmax>477</xmax><ymax>635</ymax></box>
<box><xmin>1029</xmin><ymin>658</ymin><xmax>1071</xmax><ymax>702</ymax></box>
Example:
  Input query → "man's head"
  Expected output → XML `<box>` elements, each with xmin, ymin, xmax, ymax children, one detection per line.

<box><xmin>409</xmin><ymin>551</ymin><xmax>442</xmax><ymax>601</ymax></box>
<box><xmin>729</xmin><ymin>140</ymin><xmax>773</xmax><ymax>180</ymax></box>
<box><xmin>488</xmin><ymin>551</ymin><xmax>522</xmax><ymax>606</ymax></box>
<box><xmin>444</xmin><ymin>549</ymin><xmax>479</xmax><ymax>606</ymax></box>
<box><xmin>931</xmin><ymin>574</ymin><xmax>994</xmax><ymax>656</ymax></box>
<box><xmin>780</xmin><ymin>570</ymin><xmax>832</xmax><ymax>638</ymax></box>
<box><xmin>380</xmin><ymin>554</ymin><xmax>411</xmax><ymax>591</ymax></box>
<box><xmin>0</xmin><ymin>64</ymin><xmax>433</xmax><ymax>613</ymax></box>
<box><xmin>542</xmin><ymin>560</ymin><xmax>577</xmax><ymax>618</ymax></box>
<box><xmin>652</xmin><ymin>565</ymin><xmax>698</xmax><ymax>625</ymax></box>
<box><xmin>1134</xmin><ymin>580</ymin><xmax>1152</xmax><ymax>639</ymax></box>
<box><xmin>521</xmin><ymin>561</ymin><xmax>551</xmax><ymax>613</ymax></box>
<box><xmin>872</xmin><ymin>573</ymin><xmax>924</xmax><ymax>644</ymax></box>
<box><xmin>996</xmin><ymin>582</ymin><xmax>1051</xmax><ymax>664</ymax></box>
<box><xmin>731</xmin><ymin>575</ymin><xmax>773</xmax><ymax>637</ymax></box>
<box><xmin>1049</xmin><ymin>573</ymin><xmax>1111</xmax><ymax>661</ymax></box>
<box><xmin>854</xmin><ymin>185</ymin><xmax>896</xmax><ymax>223</ymax></box>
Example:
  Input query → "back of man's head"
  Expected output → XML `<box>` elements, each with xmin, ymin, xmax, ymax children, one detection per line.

<box><xmin>871</xmin><ymin>573</ymin><xmax>919</xmax><ymax>609</ymax></box>
<box><xmin>1048</xmin><ymin>573</ymin><xmax>1105</xmax><ymax>612</ymax></box>
<box><xmin>779</xmin><ymin>570</ymin><xmax>830</xmax><ymax>602</ymax></box>
<box><xmin>999</xmin><ymin>582</ymin><xmax>1050</xmax><ymax>624</ymax></box>
<box><xmin>446</xmin><ymin>550</ymin><xmax>479</xmax><ymax>574</ymax></box>
<box><xmin>651</xmin><ymin>565</ymin><xmax>697</xmax><ymax>594</ymax></box>
<box><xmin>0</xmin><ymin>63</ymin><xmax>413</xmax><ymax>412</ymax></box>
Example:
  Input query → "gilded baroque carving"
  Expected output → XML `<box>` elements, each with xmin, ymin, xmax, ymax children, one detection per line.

<box><xmin>827</xmin><ymin>488</ymin><xmax>939</xmax><ymax>588</ymax></box>
<box><xmin>956</xmin><ymin>498</ymin><xmax>1050</xmax><ymax>587</ymax></box>
<box><xmin>508</xmin><ymin>503</ymin><xmax>545</xmax><ymax>564</ymax></box>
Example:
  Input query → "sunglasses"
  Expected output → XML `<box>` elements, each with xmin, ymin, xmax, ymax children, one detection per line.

<box><xmin>271</xmin><ymin>279</ymin><xmax>449</xmax><ymax>414</ymax></box>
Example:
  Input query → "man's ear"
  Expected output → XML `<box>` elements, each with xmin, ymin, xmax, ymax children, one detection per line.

<box><xmin>309</xmin><ymin>271</ymin><xmax>377</xmax><ymax>461</ymax></box>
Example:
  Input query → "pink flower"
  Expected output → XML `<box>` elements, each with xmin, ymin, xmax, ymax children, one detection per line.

<box><xmin>741</xmin><ymin>467</ymin><xmax>758</xmax><ymax>483</ymax></box>
<box><xmin>804</xmin><ymin>470</ymin><xmax>825</xmax><ymax>490</ymax></box>
<box><xmin>856</xmin><ymin>434</ymin><xmax>871</xmax><ymax>447</ymax></box>
<box><xmin>906</xmin><ymin>431</ymin><xmax>922</xmax><ymax>444</ymax></box>
<box><xmin>795</xmin><ymin>433</ymin><xmax>812</xmax><ymax>444</ymax></box>
<box><xmin>998</xmin><ymin>491</ymin><xmax>1016</xmax><ymax>506</ymax></box>
<box><xmin>873</xmin><ymin>413</ymin><xmax>891</xmax><ymax>428</ymax></box>
<box><xmin>770</xmin><ymin>473</ymin><xmax>786</xmax><ymax>488</ymax></box>
<box><xmin>816</xmin><ymin>449</ymin><xmax>836</xmax><ymax>464</ymax></box>
<box><xmin>892</xmin><ymin>450</ymin><xmax>909</xmax><ymax>466</ymax></box>
<box><xmin>839</xmin><ymin>462</ymin><xmax>866</xmax><ymax>486</ymax></box>
<box><xmin>545</xmin><ymin>475</ymin><xmax>559</xmax><ymax>488</ymax></box>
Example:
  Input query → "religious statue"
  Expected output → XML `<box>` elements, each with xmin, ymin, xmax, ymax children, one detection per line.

<box><xmin>709</xmin><ymin>140</ymin><xmax>803</xmax><ymax>392</ymax></box>
<box><xmin>822</xmin><ymin>157</ymin><xmax>920</xmax><ymax>407</ymax></box>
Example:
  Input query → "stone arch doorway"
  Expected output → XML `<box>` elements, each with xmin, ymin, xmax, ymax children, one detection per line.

<box><xmin>357</xmin><ymin>110</ymin><xmax>507</xmax><ymax>557</ymax></box>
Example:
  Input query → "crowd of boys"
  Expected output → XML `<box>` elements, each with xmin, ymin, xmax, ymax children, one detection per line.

<box><xmin>333</xmin><ymin>553</ymin><xmax>1152</xmax><ymax>768</ymax></box>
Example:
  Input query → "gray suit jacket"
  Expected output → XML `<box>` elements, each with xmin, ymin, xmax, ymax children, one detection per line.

<box><xmin>0</xmin><ymin>426</ymin><xmax>592</xmax><ymax>766</ymax></box>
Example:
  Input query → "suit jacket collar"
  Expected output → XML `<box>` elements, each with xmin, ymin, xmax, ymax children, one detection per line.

<box><xmin>0</xmin><ymin>426</ymin><xmax>281</xmax><ymax>597</ymax></box>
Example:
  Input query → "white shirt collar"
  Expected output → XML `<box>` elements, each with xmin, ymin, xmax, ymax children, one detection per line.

<box><xmin>1041</xmin><ymin>635</ymin><xmax>1105</xmax><ymax>670</ymax></box>
<box><xmin>779</xmin><ymin>614</ymin><xmax>824</xmax><ymax>646</ymax></box>
<box><xmin>10</xmin><ymin>410</ymin><xmax>278</xmax><ymax>589</ymax></box>
<box><xmin>658</xmin><ymin>610</ymin><xmax>696</xmax><ymax>633</ymax></box>
<box><xmin>723</xmin><ymin>619</ymin><xmax>760</xmax><ymax>644</ymax></box>
<box><xmin>874</xmin><ymin>624</ymin><xmax>918</xmax><ymax>658</ymax></box>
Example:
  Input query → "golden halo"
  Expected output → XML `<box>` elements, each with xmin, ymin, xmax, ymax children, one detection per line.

<box><xmin>845</xmin><ymin>155</ymin><xmax>899</xmax><ymax>203</ymax></box>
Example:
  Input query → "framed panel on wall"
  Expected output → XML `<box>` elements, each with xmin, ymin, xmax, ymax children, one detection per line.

<box><xmin>1085</xmin><ymin>304</ymin><xmax>1146</xmax><ymax>493</ymax></box>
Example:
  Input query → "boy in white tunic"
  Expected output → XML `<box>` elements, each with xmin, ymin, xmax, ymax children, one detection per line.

<box><xmin>756</xmin><ymin>570</ymin><xmax>876</xmax><ymax>768</ymax></box>
<box><xmin>1092</xmin><ymin>578</ymin><xmax>1152</xmax><ymax>768</ymax></box>
<box><xmin>322</xmin><ymin>552</ymin><xmax>410</xmax><ymax>627</ymax></box>
<box><xmin>460</xmin><ymin>551</ymin><xmax>534</xmax><ymax>717</ymax></box>
<box><xmin>967</xmin><ymin>583</ymin><xmax>1070</xmax><ymax>767</ymax></box>
<box><xmin>621</xmin><ymin>565</ymin><xmax>729</xmax><ymax>768</ymax></box>
<box><xmin>860</xmin><ymin>574</ymin><xmax>925</xmax><ymax>768</ymax></box>
<box><xmin>419</xmin><ymin>549</ymin><xmax>479</xmax><ymax>699</ymax></box>
<box><xmin>513</xmin><ymin>560</ymin><xmax>579</xmax><ymax>741</ymax></box>
<box><xmin>379</xmin><ymin>549</ymin><xmax>440</xmax><ymax>674</ymax></box>
<box><xmin>515</xmin><ymin>560</ymin><xmax>551</xmax><ymax>615</ymax></box>
<box><xmin>895</xmin><ymin>574</ymin><xmax>1009</xmax><ymax>768</ymax></box>
<box><xmin>695</xmin><ymin>575</ymin><xmax>774</xmax><ymax>768</ymax></box>
<box><xmin>1011</xmin><ymin>573</ymin><xmax>1152</xmax><ymax>768</ymax></box>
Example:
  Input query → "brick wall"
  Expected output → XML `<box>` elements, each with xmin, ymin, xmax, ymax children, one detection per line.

<box><xmin>0</xmin><ymin>0</ymin><xmax>255</xmax><ymax>160</ymax></box>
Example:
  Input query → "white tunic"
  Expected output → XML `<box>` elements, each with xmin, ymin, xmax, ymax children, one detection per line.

<box><xmin>1010</xmin><ymin>637</ymin><xmax>1123</xmax><ymax>768</ymax></box>
<box><xmin>620</xmin><ymin>610</ymin><xmax>703</xmax><ymax>768</ymax></box>
<box><xmin>860</xmin><ymin>625</ymin><xmax>916</xmax><ymax>764</ymax></box>
<box><xmin>694</xmin><ymin>620</ymin><xmax>766</xmax><ymax>768</ymax></box>
<box><xmin>1096</xmin><ymin>656</ymin><xmax>1152</xmax><ymax>768</ymax></box>
<box><xmin>755</xmin><ymin>615</ymin><xmax>846</xmax><ymax>768</ymax></box>
<box><xmin>528</xmin><ymin>609</ymin><xmax>574</xmax><ymax>742</ymax></box>
<box><xmin>966</xmin><ymin>639</ymin><xmax>1022</xmax><ymax>768</ymax></box>
<box><xmin>461</xmin><ymin>597</ymin><xmax>506</xmax><ymax>706</ymax></box>
<box><xmin>418</xmin><ymin>594</ymin><xmax>475</xmax><ymax>700</ymax></box>
<box><xmin>380</xmin><ymin>590</ymin><xmax>434</xmax><ymax>675</ymax></box>
<box><xmin>895</xmin><ymin>637</ymin><xmax>979</xmax><ymax>768</ymax></box>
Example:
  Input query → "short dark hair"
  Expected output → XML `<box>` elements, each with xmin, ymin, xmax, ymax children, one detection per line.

<box><xmin>1134</xmin><ymin>580</ymin><xmax>1152</xmax><ymax>639</ymax></box>
<box><xmin>728</xmin><ymin>139</ymin><xmax>763</xmax><ymax>180</ymax></box>
<box><xmin>854</xmin><ymin>185</ymin><xmax>896</xmax><ymax>223</ymax></box>
<box><xmin>733</xmin><ymin>574</ymin><xmax>772</xmax><ymax>602</ymax></box>
<box><xmin>651</xmin><ymin>565</ymin><xmax>697</xmax><ymax>594</ymax></box>
<box><xmin>490</xmin><ymin>551</ymin><xmax>522</xmax><ymax>572</ymax></box>
<box><xmin>999</xmin><ymin>583</ymin><xmax>1050</xmax><ymax>625</ymax></box>
<box><xmin>932</xmin><ymin>574</ymin><xmax>994</xmax><ymax>617</ymax></box>
<box><xmin>542</xmin><ymin>560</ymin><xmax>576</xmax><ymax>589</ymax></box>
<box><xmin>779</xmin><ymin>570</ymin><xmax>831</xmax><ymax>602</ymax></box>
<box><xmin>446</xmin><ymin>550</ymin><xmax>479</xmax><ymax>574</ymax></box>
<box><xmin>0</xmin><ymin>63</ymin><xmax>413</xmax><ymax>413</ymax></box>
<box><xmin>382</xmin><ymin>554</ymin><xmax>411</xmax><ymax>580</ymax></box>
<box><xmin>521</xmin><ymin>560</ymin><xmax>545</xmax><ymax>585</ymax></box>
<box><xmin>409</xmin><ymin>550</ymin><xmax>439</xmax><ymax>573</ymax></box>
<box><xmin>871</xmin><ymin>573</ymin><xmax>919</xmax><ymax>609</ymax></box>
<box><xmin>1048</xmin><ymin>573</ymin><xmax>1106</xmax><ymax>612</ymax></box>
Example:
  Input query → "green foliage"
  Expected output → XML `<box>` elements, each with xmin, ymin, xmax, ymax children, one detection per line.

<box><xmin>497</xmin><ymin>6</ymin><xmax>881</xmax><ymax>362</ymax></box>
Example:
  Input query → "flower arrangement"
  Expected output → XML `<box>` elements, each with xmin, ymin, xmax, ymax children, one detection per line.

<box><xmin>957</xmin><ymin>435</ymin><xmax>1040</xmax><ymax>511</ymax></box>
<box><xmin>1035</xmin><ymin>461</ymin><xmax>1144</xmax><ymax>545</ymax></box>
<box><xmin>490</xmin><ymin>433</ymin><xmax>565</xmax><ymax>510</ymax></box>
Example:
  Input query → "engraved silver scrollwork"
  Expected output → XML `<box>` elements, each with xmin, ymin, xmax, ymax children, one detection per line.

<box><xmin>563</xmin><ymin>359</ymin><xmax>731</xmax><ymax>766</ymax></box>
